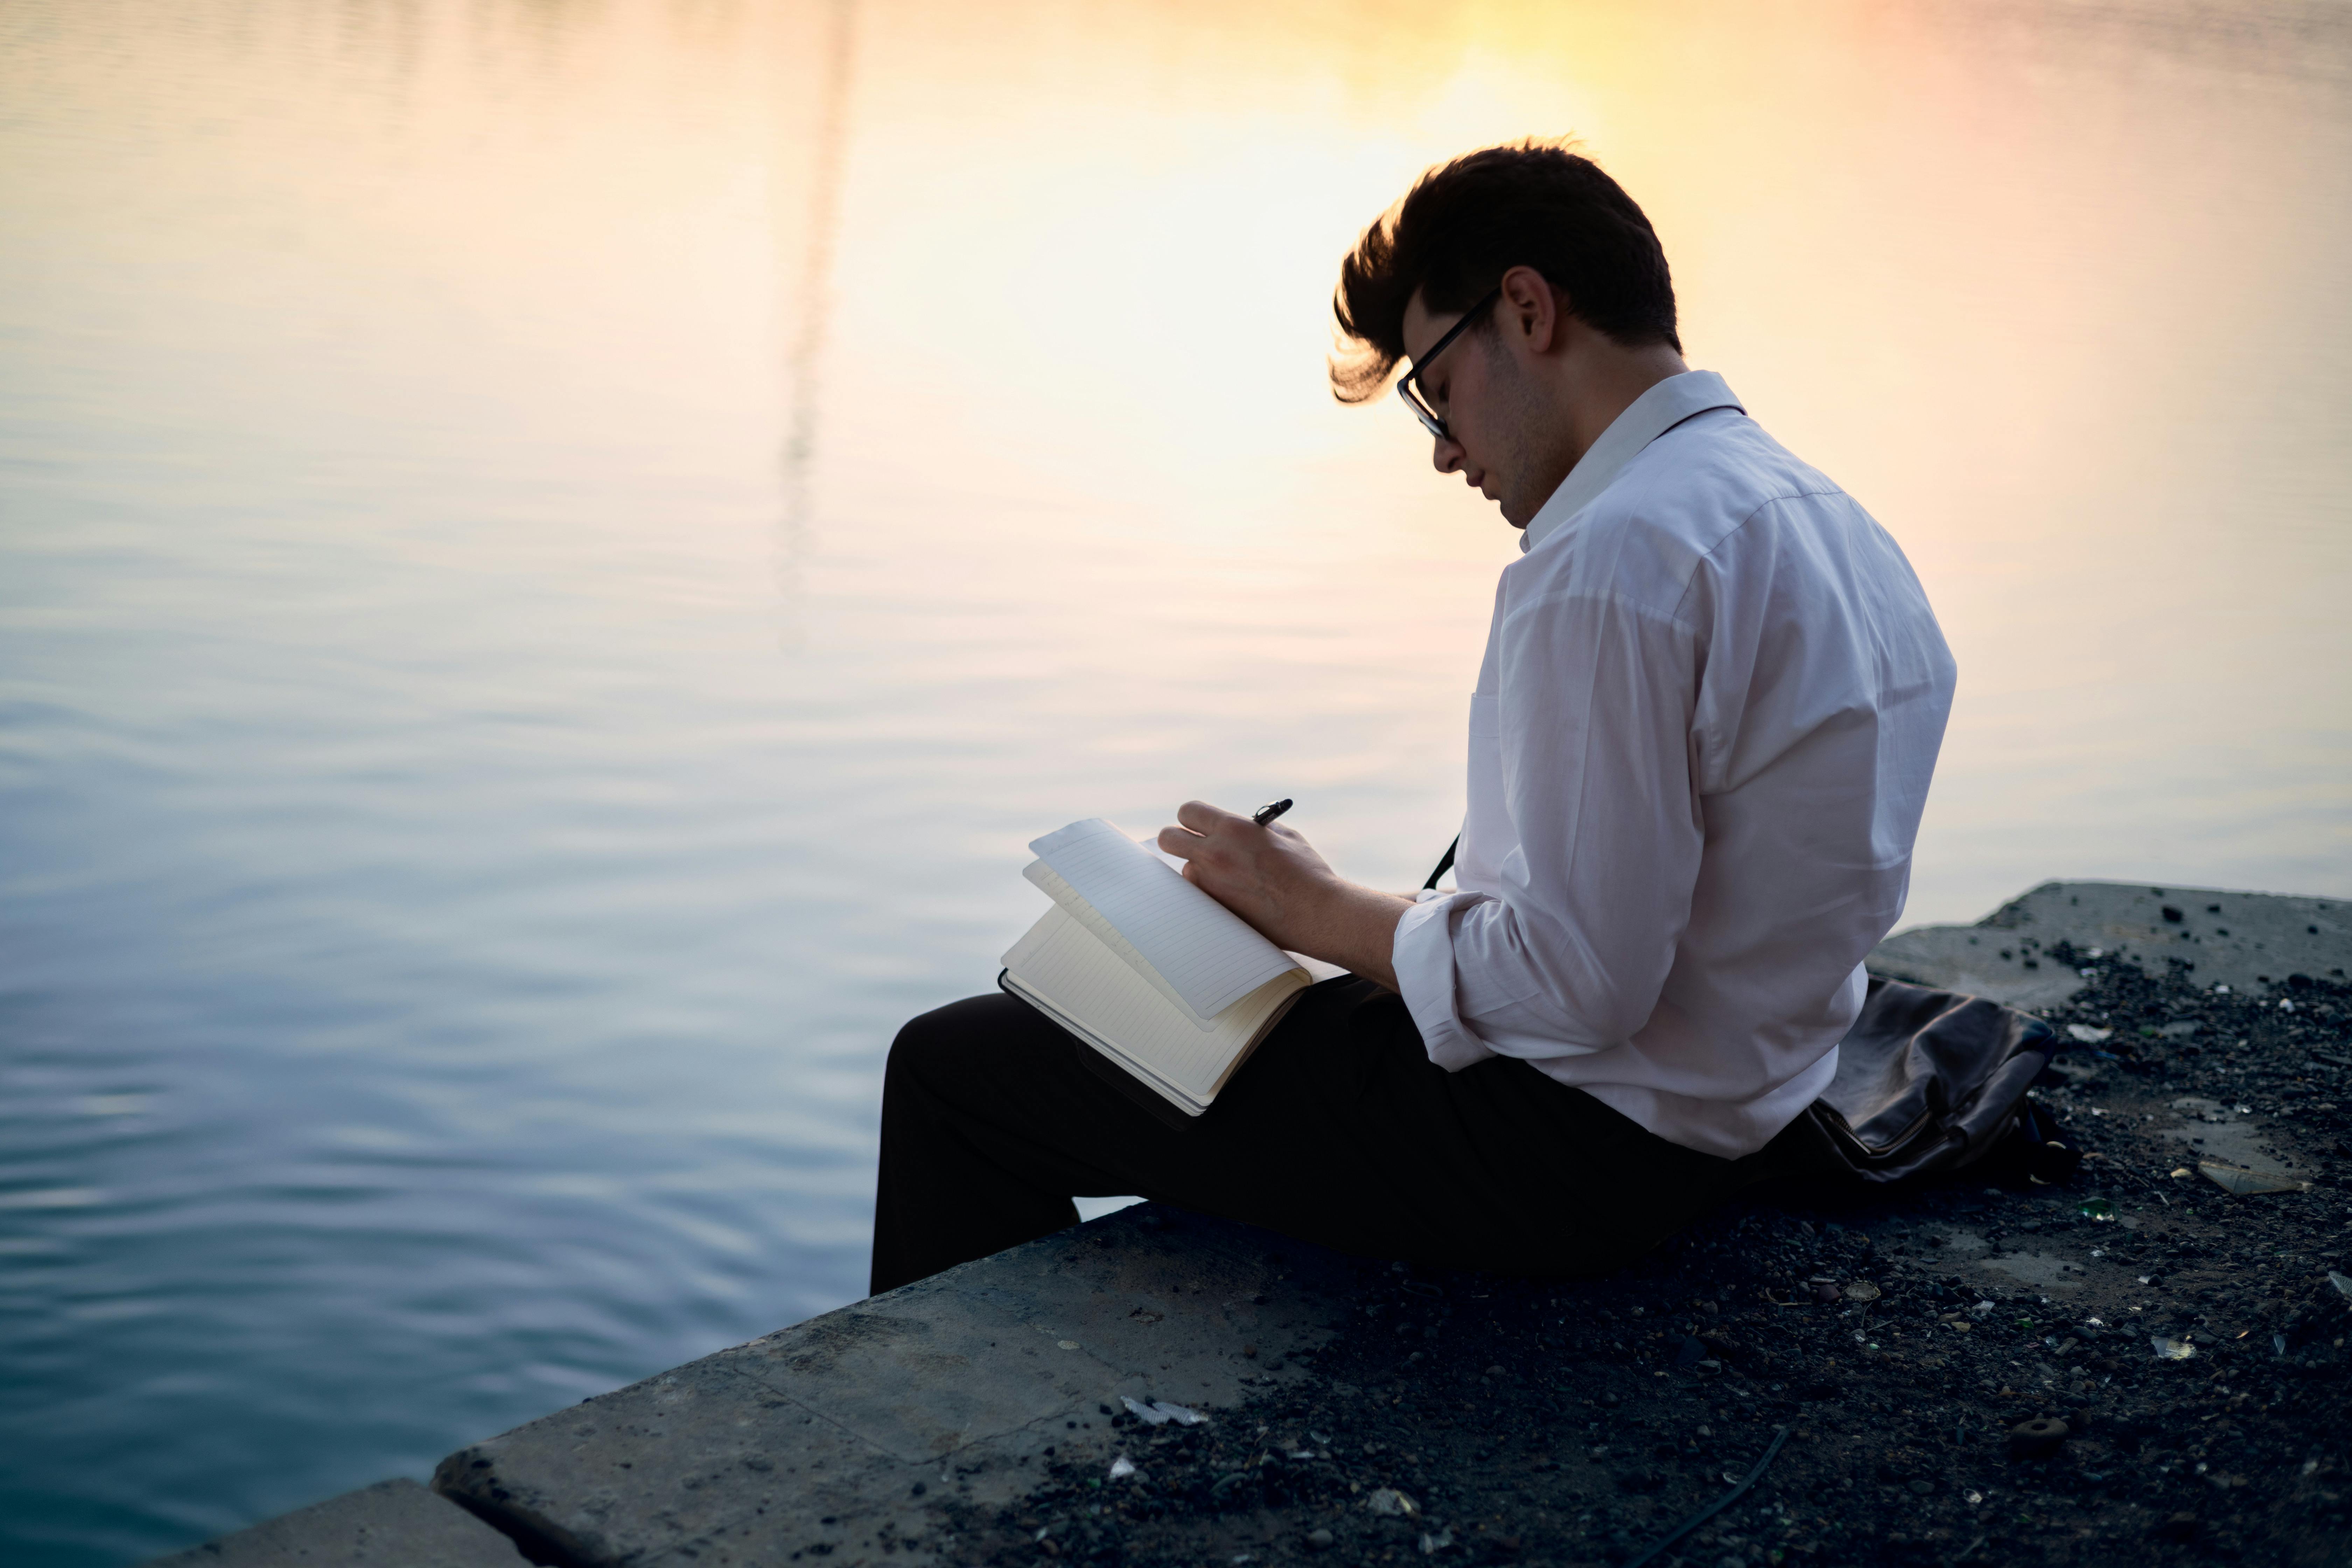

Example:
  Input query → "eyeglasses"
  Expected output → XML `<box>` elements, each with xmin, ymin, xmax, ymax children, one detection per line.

<box><xmin>1394</xmin><ymin>286</ymin><xmax>1502</xmax><ymax>442</ymax></box>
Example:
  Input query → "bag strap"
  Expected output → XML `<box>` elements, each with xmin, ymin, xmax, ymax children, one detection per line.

<box><xmin>1422</xmin><ymin>833</ymin><xmax>1460</xmax><ymax>892</ymax></box>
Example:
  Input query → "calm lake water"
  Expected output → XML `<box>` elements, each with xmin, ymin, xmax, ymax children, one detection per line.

<box><xmin>2</xmin><ymin>0</ymin><xmax>2347</xmax><ymax>1559</ymax></box>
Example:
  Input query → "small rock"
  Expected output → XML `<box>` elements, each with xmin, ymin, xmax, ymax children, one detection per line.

<box><xmin>1366</xmin><ymin>1488</ymin><xmax>1418</xmax><ymax>1517</ymax></box>
<box><xmin>1303</xmin><ymin>1528</ymin><xmax>1335</xmax><ymax>1552</ymax></box>
<box><xmin>2009</xmin><ymin>1417</ymin><xmax>2070</xmax><ymax>1458</ymax></box>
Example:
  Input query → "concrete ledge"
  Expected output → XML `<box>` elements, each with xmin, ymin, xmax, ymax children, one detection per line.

<box><xmin>430</xmin><ymin>1204</ymin><xmax>1359</xmax><ymax>1566</ymax></box>
<box><xmin>1868</xmin><ymin>879</ymin><xmax>2346</xmax><ymax>1009</ymax></box>
<box><xmin>145</xmin><ymin>1478</ymin><xmax>526</xmax><ymax>1567</ymax></box>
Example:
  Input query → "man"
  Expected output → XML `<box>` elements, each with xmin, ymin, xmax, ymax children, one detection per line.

<box><xmin>869</xmin><ymin>141</ymin><xmax>1955</xmax><ymax>1296</ymax></box>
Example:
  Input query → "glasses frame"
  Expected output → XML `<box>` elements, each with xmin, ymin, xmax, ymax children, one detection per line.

<box><xmin>1394</xmin><ymin>286</ymin><xmax>1503</xmax><ymax>442</ymax></box>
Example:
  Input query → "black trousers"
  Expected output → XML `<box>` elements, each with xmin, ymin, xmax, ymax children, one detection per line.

<box><xmin>870</xmin><ymin>976</ymin><xmax>1814</xmax><ymax>1296</ymax></box>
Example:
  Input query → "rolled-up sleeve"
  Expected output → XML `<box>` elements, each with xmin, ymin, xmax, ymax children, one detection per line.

<box><xmin>1390</xmin><ymin>584</ymin><xmax>1707</xmax><ymax>1069</ymax></box>
<box><xmin>1391</xmin><ymin>888</ymin><xmax>1493</xmax><ymax>1069</ymax></box>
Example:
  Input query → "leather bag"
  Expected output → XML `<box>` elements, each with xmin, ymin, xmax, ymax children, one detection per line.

<box><xmin>1796</xmin><ymin>976</ymin><xmax>2062</xmax><ymax>1183</ymax></box>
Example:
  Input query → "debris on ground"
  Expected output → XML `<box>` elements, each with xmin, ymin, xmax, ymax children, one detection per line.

<box><xmin>1122</xmin><ymin>1396</ymin><xmax>1211</xmax><ymax>1427</ymax></box>
<box><xmin>2009</xmin><ymin>1417</ymin><xmax>2070</xmax><ymax>1459</ymax></box>
<box><xmin>2199</xmin><ymin>1160</ymin><xmax>2311</xmax><ymax>1196</ymax></box>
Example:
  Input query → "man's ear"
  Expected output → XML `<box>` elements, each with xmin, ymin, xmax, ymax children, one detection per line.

<box><xmin>1497</xmin><ymin>264</ymin><xmax>1562</xmax><ymax>356</ymax></box>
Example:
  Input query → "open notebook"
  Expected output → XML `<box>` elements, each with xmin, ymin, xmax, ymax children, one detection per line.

<box><xmin>1000</xmin><ymin>819</ymin><xmax>1315</xmax><ymax>1118</ymax></box>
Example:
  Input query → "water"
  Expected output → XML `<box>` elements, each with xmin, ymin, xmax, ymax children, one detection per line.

<box><xmin>1</xmin><ymin>0</ymin><xmax>2346</xmax><ymax>1559</ymax></box>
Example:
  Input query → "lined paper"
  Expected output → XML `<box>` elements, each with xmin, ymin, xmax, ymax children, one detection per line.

<box><xmin>1028</xmin><ymin>819</ymin><xmax>1298</xmax><ymax>1021</ymax></box>
<box><xmin>1002</xmin><ymin>906</ymin><xmax>1306</xmax><ymax>1107</ymax></box>
<box><xmin>1023</xmin><ymin>862</ymin><xmax>1218</xmax><ymax>1030</ymax></box>
<box><xmin>1035</xmin><ymin>818</ymin><xmax>1308</xmax><ymax>1025</ymax></box>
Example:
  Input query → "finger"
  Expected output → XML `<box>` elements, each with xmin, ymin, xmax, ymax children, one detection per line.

<box><xmin>1174</xmin><ymin>799</ymin><xmax>1245</xmax><ymax>834</ymax></box>
<box><xmin>1156</xmin><ymin>826</ymin><xmax>1202</xmax><ymax>859</ymax></box>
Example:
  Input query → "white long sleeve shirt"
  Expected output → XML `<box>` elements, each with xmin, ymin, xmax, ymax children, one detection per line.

<box><xmin>1390</xmin><ymin>371</ymin><xmax>1956</xmax><ymax>1159</ymax></box>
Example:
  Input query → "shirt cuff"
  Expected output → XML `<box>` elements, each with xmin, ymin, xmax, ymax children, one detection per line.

<box><xmin>1390</xmin><ymin>890</ymin><xmax>1497</xmax><ymax>1072</ymax></box>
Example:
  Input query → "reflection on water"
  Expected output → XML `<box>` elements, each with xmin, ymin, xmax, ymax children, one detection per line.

<box><xmin>1</xmin><ymin>0</ymin><xmax>2346</xmax><ymax>1560</ymax></box>
<box><xmin>778</xmin><ymin>0</ymin><xmax>858</xmax><ymax>634</ymax></box>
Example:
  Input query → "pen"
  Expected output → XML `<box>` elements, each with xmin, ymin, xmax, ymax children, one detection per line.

<box><xmin>1252</xmin><ymin>798</ymin><xmax>1294</xmax><ymax>827</ymax></box>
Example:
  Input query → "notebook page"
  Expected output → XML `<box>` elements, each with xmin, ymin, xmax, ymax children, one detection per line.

<box><xmin>1023</xmin><ymin>862</ymin><xmax>1218</xmax><ymax>1030</ymax></box>
<box><xmin>1028</xmin><ymin>819</ymin><xmax>1297</xmax><ymax>1021</ymax></box>
<box><xmin>1002</xmin><ymin>906</ymin><xmax>1305</xmax><ymax>1105</ymax></box>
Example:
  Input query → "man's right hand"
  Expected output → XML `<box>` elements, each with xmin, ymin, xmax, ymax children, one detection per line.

<box><xmin>1154</xmin><ymin>800</ymin><xmax>1411</xmax><ymax>991</ymax></box>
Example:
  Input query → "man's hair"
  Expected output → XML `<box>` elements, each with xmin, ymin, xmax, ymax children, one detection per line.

<box><xmin>1329</xmin><ymin>140</ymin><xmax>1681</xmax><ymax>404</ymax></box>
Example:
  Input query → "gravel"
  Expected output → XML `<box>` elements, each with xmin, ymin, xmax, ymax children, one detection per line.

<box><xmin>932</xmin><ymin>961</ymin><xmax>2352</xmax><ymax>1566</ymax></box>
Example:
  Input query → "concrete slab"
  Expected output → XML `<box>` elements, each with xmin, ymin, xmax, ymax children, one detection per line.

<box><xmin>145</xmin><ymin>1478</ymin><xmax>524</xmax><ymax>1567</ymax></box>
<box><xmin>2157</xmin><ymin>1094</ymin><xmax>2309</xmax><ymax>1177</ymax></box>
<box><xmin>1901</xmin><ymin>1225</ymin><xmax>2099</xmax><ymax>1298</ymax></box>
<box><xmin>1981</xmin><ymin>1250</ymin><xmax>2086</xmax><ymax>1294</ymax></box>
<box><xmin>430</xmin><ymin>1203</ymin><xmax>1359</xmax><ymax>1568</ymax></box>
<box><xmin>1869</xmin><ymin>879</ymin><xmax>2348</xmax><ymax>1008</ymax></box>
<box><xmin>1865</xmin><ymin>922</ymin><xmax>2088</xmax><ymax>1009</ymax></box>
<box><xmin>1916</xmin><ymin>1223</ymin><xmax>1989</xmax><ymax>1258</ymax></box>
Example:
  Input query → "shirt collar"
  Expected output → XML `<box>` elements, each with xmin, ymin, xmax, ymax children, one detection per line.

<box><xmin>1518</xmin><ymin>370</ymin><xmax>1744</xmax><ymax>553</ymax></box>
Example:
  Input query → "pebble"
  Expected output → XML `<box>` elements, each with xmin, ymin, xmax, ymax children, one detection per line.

<box><xmin>2009</xmin><ymin>1415</ymin><xmax>2070</xmax><ymax>1459</ymax></box>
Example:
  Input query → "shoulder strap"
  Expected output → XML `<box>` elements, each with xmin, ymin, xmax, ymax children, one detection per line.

<box><xmin>1421</xmin><ymin>834</ymin><xmax>1459</xmax><ymax>892</ymax></box>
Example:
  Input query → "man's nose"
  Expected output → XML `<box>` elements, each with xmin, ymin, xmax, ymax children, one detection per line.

<box><xmin>1430</xmin><ymin>435</ymin><xmax>1465</xmax><ymax>475</ymax></box>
